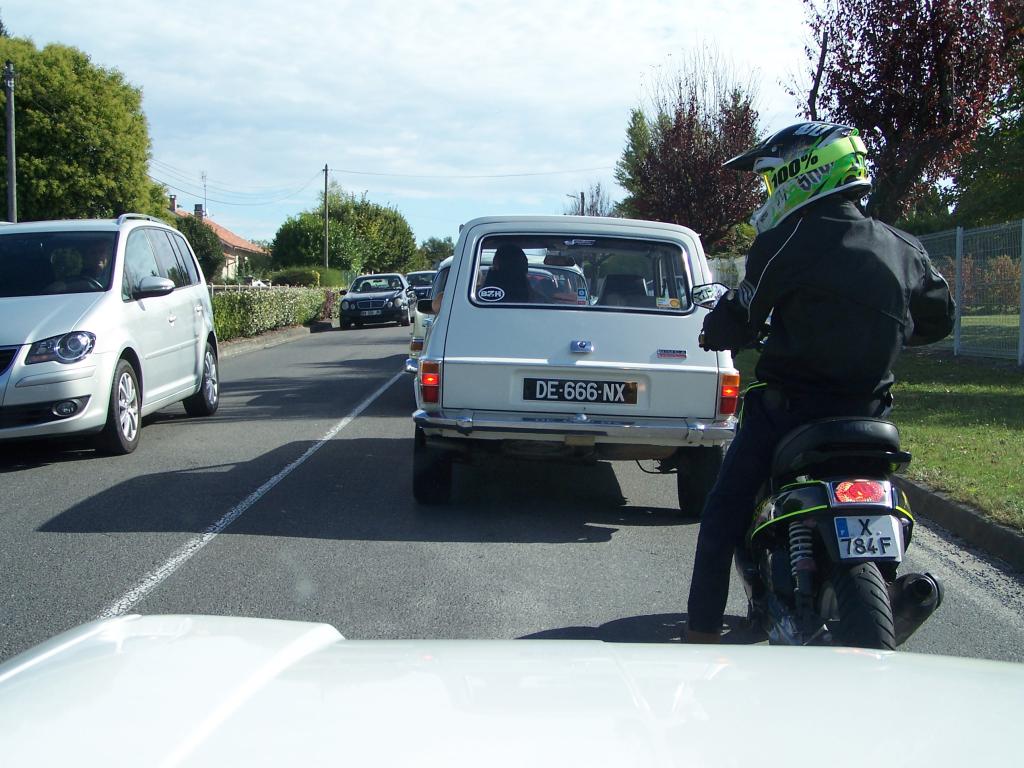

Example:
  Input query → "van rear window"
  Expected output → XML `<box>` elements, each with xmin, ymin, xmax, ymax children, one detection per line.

<box><xmin>471</xmin><ymin>235</ymin><xmax>692</xmax><ymax>312</ymax></box>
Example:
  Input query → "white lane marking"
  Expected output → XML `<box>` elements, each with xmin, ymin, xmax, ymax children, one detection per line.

<box><xmin>97</xmin><ymin>370</ymin><xmax>405</xmax><ymax>619</ymax></box>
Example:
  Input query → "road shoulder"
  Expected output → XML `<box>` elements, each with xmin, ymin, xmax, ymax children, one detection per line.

<box><xmin>896</xmin><ymin>476</ymin><xmax>1024</xmax><ymax>572</ymax></box>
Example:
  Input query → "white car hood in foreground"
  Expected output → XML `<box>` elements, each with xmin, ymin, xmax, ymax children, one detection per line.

<box><xmin>0</xmin><ymin>293</ymin><xmax>103</xmax><ymax>346</ymax></box>
<box><xmin>0</xmin><ymin>614</ymin><xmax>1019</xmax><ymax>767</ymax></box>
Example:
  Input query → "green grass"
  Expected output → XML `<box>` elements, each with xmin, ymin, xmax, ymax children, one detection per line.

<box><xmin>956</xmin><ymin>314</ymin><xmax>1020</xmax><ymax>356</ymax></box>
<box><xmin>733</xmin><ymin>350</ymin><xmax>1024</xmax><ymax>531</ymax></box>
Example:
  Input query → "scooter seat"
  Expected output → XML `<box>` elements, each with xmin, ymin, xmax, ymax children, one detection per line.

<box><xmin>771</xmin><ymin>417</ymin><xmax>902</xmax><ymax>481</ymax></box>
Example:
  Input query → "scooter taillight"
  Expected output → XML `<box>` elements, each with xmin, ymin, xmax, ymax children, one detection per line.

<box><xmin>832</xmin><ymin>480</ymin><xmax>887</xmax><ymax>504</ymax></box>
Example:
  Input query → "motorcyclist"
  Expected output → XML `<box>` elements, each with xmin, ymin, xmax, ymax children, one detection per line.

<box><xmin>686</xmin><ymin>122</ymin><xmax>955</xmax><ymax>644</ymax></box>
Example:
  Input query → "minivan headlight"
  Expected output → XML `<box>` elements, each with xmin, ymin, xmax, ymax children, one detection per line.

<box><xmin>26</xmin><ymin>332</ymin><xmax>96</xmax><ymax>364</ymax></box>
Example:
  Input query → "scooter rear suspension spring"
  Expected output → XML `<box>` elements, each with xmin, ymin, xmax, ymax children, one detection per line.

<box><xmin>789</xmin><ymin>521</ymin><xmax>814</xmax><ymax>577</ymax></box>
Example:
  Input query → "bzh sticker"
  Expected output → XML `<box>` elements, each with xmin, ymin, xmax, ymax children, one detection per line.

<box><xmin>478</xmin><ymin>286</ymin><xmax>505</xmax><ymax>302</ymax></box>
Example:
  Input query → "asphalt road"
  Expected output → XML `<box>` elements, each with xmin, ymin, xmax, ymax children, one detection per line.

<box><xmin>2</xmin><ymin>325</ymin><xmax>1022</xmax><ymax>663</ymax></box>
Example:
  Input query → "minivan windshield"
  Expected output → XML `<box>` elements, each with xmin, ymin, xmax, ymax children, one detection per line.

<box><xmin>0</xmin><ymin>231</ymin><xmax>117</xmax><ymax>297</ymax></box>
<box><xmin>471</xmin><ymin>234</ymin><xmax>692</xmax><ymax>311</ymax></box>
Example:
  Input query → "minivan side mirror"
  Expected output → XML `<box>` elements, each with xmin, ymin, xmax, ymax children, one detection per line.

<box><xmin>133</xmin><ymin>275</ymin><xmax>176</xmax><ymax>300</ymax></box>
<box><xmin>417</xmin><ymin>298</ymin><xmax>436</xmax><ymax>315</ymax></box>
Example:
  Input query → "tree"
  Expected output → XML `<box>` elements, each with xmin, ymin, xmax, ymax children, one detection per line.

<box><xmin>271</xmin><ymin>181</ymin><xmax>417</xmax><ymax>274</ymax></box>
<box><xmin>562</xmin><ymin>181</ymin><xmax>617</xmax><ymax>217</ymax></box>
<box><xmin>895</xmin><ymin>184</ymin><xmax>957</xmax><ymax>234</ymax></box>
<box><xmin>0</xmin><ymin>36</ymin><xmax>169</xmax><ymax>221</ymax></box>
<box><xmin>614</xmin><ymin>47</ymin><xmax>763</xmax><ymax>248</ymax></box>
<box><xmin>176</xmin><ymin>215</ymin><xmax>225</xmax><ymax>282</ymax></box>
<box><xmin>949</xmin><ymin>58</ymin><xmax>1024</xmax><ymax>226</ymax></box>
<box><xmin>417</xmin><ymin>236</ymin><xmax>454</xmax><ymax>268</ymax></box>
<box><xmin>793</xmin><ymin>0</ymin><xmax>1019</xmax><ymax>223</ymax></box>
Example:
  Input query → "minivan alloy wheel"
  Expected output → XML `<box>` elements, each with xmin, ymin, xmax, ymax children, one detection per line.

<box><xmin>183</xmin><ymin>342</ymin><xmax>221</xmax><ymax>417</ymax></box>
<box><xmin>117</xmin><ymin>370</ymin><xmax>140</xmax><ymax>443</ymax></box>
<box><xmin>202</xmin><ymin>348</ymin><xmax>218</xmax><ymax>403</ymax></box>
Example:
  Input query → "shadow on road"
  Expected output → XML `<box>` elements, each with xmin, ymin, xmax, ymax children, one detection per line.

<box><xmin>520</xmin><ymin>613</ymin><xmax>764</xmax><ymax>644</ymax></box>
<box><xmin>38</xmin><ymin>435</ymin><xmax>692</xmax><ymax>544</ymax></box>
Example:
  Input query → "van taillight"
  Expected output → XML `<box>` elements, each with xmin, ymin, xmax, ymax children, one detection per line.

<box><xmin>420</xmin><ymin>361</ymin><xmax>440</xmax><ymax>404</ymax></box>
<box><xmin>719</xmin><ymin>373</ymin><xmax>740</xmax><ymax>415</ymax></box>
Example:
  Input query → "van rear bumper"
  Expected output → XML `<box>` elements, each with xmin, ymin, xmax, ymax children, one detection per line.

<box><xmin>413</xmin><ymin>408</ymin><xmax>735</xmax><ymax>447</ymax></box>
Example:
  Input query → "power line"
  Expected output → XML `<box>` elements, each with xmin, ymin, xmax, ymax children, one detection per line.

<box><xmin>328</xmin><ymin>164</ymin><xmax>614</xmax><ymax>180</ymax></box>
<box><xmin>149</xmin><ymin>172</ymin><xmax>321</xmax><ymax>207</ymax></box>
<box><xmin>150</xmin><ymin>159</ymin><xmax>318</xmax><ymax>198</ymax></box>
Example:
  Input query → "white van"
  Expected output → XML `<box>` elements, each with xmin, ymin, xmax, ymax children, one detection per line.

<box><xmin>411</xmin><ymin>215</ymin><xmax>738</xmax><ymax>509</ymax></box>
<box><xmin>0</xmin><ymin>215</ymin><xmax>219</xmax><ymax>454</ymax></box>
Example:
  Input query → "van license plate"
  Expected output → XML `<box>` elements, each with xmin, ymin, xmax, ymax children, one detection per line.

<box><xmin>833</xmin><ymin>515</ymin><xmax>903</xmax><ymax>562</ymax></box>
<box><xmin>523</xmin><ymin>378</ymin><xmax>637</xmax><ymax>404</ymax></box>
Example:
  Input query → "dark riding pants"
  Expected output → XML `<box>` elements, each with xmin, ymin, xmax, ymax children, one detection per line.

<box><xmin>686</xmin><ymin>386</ymin><xmax>889</xmax><ymax>634</ymax></box>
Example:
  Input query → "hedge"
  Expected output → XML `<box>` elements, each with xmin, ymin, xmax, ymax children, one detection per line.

<box><xmin>212</xmin><ymin>287</ymin><xmax>337</xmax><ymax>341</ymax></box>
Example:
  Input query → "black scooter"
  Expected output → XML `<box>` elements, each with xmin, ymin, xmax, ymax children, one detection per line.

<box><xmin>734</xmin><ymin>417</ymin><xmax>942</xmax><ymax>648</ymax></box>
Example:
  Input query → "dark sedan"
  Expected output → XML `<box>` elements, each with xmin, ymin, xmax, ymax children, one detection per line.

<box><xmin>340</xmin><ymin>274</ymin><xmax>415</xmax><ymax>328</ymax></box>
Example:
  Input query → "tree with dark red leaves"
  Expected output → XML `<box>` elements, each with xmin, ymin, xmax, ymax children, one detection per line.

<box><xmin>793</xmin><ymin>0</ymin><xmax>1020</xmax><ymax>223</ymax></box>
<box><xmin>615</xmin><ymin>49</ymin><xmax>763</xmax><ymax>249</ymax></box>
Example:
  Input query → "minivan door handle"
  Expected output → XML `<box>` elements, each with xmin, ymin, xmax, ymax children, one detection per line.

<box><xmin>168</xmin><ymin>314</ymin><xmax>177</xmax><ymax>325</ymax></box>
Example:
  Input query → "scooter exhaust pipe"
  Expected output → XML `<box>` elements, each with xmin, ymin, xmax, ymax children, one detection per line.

<box><xmin>890</xmin><ymin>572</ymin><xmax>943</xmax><ymax>646</ymax></box>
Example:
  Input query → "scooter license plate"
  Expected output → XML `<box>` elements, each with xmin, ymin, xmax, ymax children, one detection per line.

<box><xmin>833</xmin><ymin>515</ymin><xmax>903</xmax><ymax>562</ymax></box>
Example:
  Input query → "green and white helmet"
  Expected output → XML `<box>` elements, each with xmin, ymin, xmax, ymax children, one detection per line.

<box><xmin>724</xmin><ymin>122</ymin><xmax>871</xmax><ymax>234</ymax></box>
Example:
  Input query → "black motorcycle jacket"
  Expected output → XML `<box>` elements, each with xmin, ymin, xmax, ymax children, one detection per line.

<box><xmin>702</xmin><ymin>196</ymin><xmax>955</xmax><ymax>399</ymax></box>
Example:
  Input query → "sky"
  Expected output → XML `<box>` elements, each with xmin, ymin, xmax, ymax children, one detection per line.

<box><xmin>5</xmin><ymin>0</ymin><xmax>810</xmax><ymax>245</ymax></box>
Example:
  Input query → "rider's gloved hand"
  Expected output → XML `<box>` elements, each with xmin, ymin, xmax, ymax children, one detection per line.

<box><xmin>700</xmin><ymin>294</ymin><xmax>755</xmax><ymax>352</ymax></box>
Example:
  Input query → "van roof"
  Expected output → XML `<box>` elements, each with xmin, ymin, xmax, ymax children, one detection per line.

<box><xmin>459</xmin><ymin>215</ymin><xmax>701</xmax><ymax>242</ymax></box>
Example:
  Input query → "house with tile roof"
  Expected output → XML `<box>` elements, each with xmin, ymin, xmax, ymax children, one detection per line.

<box><xmin>170</xmin><ymin>197</ymin><xmax>267</xmax><ymax>282</ymax></box>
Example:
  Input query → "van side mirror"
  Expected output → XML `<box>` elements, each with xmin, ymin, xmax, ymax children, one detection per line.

<box><xmin>418</xmin><ymin>298</ymin><xmax>436</xmax><ymax>315</ymax></box>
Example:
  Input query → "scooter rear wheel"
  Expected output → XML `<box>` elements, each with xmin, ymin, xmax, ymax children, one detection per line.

<box><xmin>830</xmin><ymin>562</ymin><xmax>896</xmax><ymax>650</ymax></box>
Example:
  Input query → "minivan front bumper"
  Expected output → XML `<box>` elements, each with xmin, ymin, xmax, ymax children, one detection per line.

<box><xmin>413</xmin><ymin>408</ymin><xmax>735</xmax><ymax>447</ymax></box>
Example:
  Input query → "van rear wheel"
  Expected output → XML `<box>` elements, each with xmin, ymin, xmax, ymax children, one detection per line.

<box><xmin>413</xmin><ymin>426</ymin><xmax>452</xmax><ymax>504</ymax></box>
<box><xmin>675</xmin><ymin>446</ymin><xmax>723</xmax><ymax>517</ymax></box>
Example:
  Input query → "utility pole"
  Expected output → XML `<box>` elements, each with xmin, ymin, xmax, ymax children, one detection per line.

<box><xmin>323</xmin><ymin>164</ymin><xmax>329</xmax><ymax>269</ymax></box>
<box><xmin>4</xmin><ymin>61</ymin><xmax>16</xmax><ymax>223</ymax></box>
<box><xmin>579</xmin><ymin>191</ymin><xmax>585</xmax><ymax>216</ymax></box>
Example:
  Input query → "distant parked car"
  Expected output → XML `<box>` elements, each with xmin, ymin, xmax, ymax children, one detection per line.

<box><xmin>405</xmin><ymin>270</ymin><xmax>437</xmax><ymax>302</ymax></box>
<box><xmin>406</xmin><ymin>260</ymin><xmax>451</xmax><ymax>368</ymax></box>
<box><xmin>0</xmin><ymin>214</ymin><xmax>219</xmax><ymax>454</ymax></box>
<box><xmin>340</xmin><ymin>273</ymin><xmax>415</xmax><ymax>329</ymax></box>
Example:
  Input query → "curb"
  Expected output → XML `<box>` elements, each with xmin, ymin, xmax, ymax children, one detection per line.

<box><xmin>219</xmin><ymin>321</ymin><xmax>335</xmax><ymax>360</ymax></box>
<box><xmin>894</xmin><ymin>476</ymin><xmax>1024</xmax><ymax>572</ymax></box>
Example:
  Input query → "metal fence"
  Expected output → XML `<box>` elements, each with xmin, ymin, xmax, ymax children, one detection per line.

<box><xmin>919</xmin><ymin>220</ymin><xmax>1023</xmax><ymax>365</ymax></box>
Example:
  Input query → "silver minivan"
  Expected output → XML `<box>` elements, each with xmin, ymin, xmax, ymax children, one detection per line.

<box><xmin>0</xmin><ymin>214</ymin><xmax>219</xmax><ymax>454</ymax></box>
